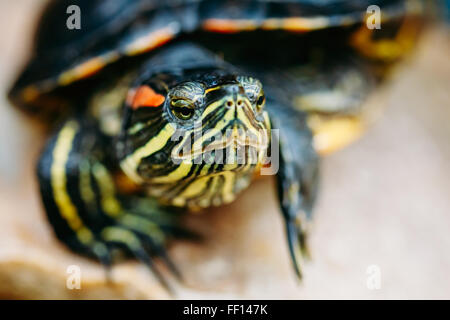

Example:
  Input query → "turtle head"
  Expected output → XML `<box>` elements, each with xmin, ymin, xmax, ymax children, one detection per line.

<box><xmin>119</xmin><ymin>70</ymin><xmax>271</xmax><ymax>208</ymax></box>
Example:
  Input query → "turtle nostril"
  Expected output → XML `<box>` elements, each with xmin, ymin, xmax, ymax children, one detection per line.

<box><xmin>226</xmin><ymin>101</ymin><xmax>234</xmax><ymax>107</ymax></box>
<box><xmin>237</xmin><ymin>100</ymin><xmax>243</xmax><ymax>107</ymax></box>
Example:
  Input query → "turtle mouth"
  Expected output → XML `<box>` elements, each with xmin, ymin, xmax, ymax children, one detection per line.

<box><xmin>203</xmin><ymin>127</ymin><xmax>267</xmax><ymax>152</ymax></box>
<box><xmin>177</xmin><ymin>127</ymin><xmax>269</xmax><ymax>164</ymax></box>
<box><xmin>173</xmin><ymin>126</ymin><xmax>269</xmax><ymax>165</ymax></box>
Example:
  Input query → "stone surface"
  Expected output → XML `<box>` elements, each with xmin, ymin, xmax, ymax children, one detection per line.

<box><xmin>0</xmin><ymin>1</ymin><xmax>449</xmax><ymax>299</ymax></box>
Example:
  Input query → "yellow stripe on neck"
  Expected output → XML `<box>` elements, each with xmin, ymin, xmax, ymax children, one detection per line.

<box><xmin>51</xmin><ymin>121</ymin><xmax>93</xmax><ymax>245</ymax></box>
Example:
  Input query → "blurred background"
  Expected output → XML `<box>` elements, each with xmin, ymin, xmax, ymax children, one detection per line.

<box><xmin>0</xmin><ymin>0</ymin><xmax>449</xmax><ymax>299</ymax></box>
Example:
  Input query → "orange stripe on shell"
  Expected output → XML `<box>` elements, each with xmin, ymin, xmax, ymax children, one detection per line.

<box><xmin>21</xmin><ymin>86</ymin><xmax>40</xmax><ymax>103</ymax></box>
<box><xmin>262</xmin><ymin>17</ymin><xmax>329</xmax><ymax>32</ymax></box>
<box><xmin>58</xmin><ymin>53</ymin><xmax>119</xmax><ymax>86</ymax></box>
<box><xmin>125</xmin><ymin>25</ymin><xmax>177</xmax><ymax>56</ymax></box>
<box><xmin>128</xmin><ymin>85</ymin><xmax>165</xmax><ymax>110</ymax></box>
<box><xmin>202</xmin><ymin>19</ymin><xmax>258</xmax><ymax>33</ymax></box>
<box><xmin>202</xmin><ymin>17</ymin><xmax>330</xmax><ymax>34</ymax></box>
<box><xmin>59</xmin><ymin>58</ymin><xmax>106</xmax><ymax>86</ymax></box>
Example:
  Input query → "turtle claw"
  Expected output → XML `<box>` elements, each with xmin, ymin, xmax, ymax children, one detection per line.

<box><xmin>131</xmin><ymin>229</ymin><xmax>184</xmax><ymax>283</ymax></box>
<box><xmin>87</xmin><ymin>235</ymin><xmax>178</xmax><ymax>293</ymax></box>
<box><xmin>286</xmin><ymin>220</ymin><xmax>304</xmax><ymax>281</ymax></box>
<box><xmin>90</xmin><ymin>243</ymin><xmax>114</xmax><ymax>283</ymax></box>
<box><xmin>155</xmin><ymin>246</ymin><xmax>183</xmax><ymax>282</ymax></box>
<box><xmin>91</xmin><ymin>221</ymin><xmax>182</xmax><ymax>293</ymax></box>
<box><xmin>131</xmin><ymin>247</ymin><xmax>175</xmax><ymax>295</ymax></box>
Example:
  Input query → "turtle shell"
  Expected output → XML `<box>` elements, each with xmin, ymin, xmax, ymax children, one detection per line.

<box><xmin>9</xmin><ymin>0</ymin><xmax>414</xmax><ymax>112</ymax></box>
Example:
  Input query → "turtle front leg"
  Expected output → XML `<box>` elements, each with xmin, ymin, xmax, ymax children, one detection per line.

<box><xmin>268</xmin><ymin>103</ymin><xmax>319</xmax><ymax>279</ymax></box>
<box><xmin>36</xmin><ymin>118</ymin><xmax>187</xmax><ymax>291</ymax></box>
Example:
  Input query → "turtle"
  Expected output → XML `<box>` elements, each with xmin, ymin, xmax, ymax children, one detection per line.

<box><xmin>8</xmin><ymin>0</ymin><xmax>425</xmax><ymax>290</ymax></box>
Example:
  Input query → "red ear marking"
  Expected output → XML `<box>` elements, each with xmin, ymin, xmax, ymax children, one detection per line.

<box><xmin>130</xmin><ymin>85</ymin><xmax>165</xmax><ymax>109</ymax></box>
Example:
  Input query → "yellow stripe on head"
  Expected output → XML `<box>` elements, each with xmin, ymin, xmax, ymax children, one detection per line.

<box><xmin>121</xmin><ymin>122</ymin><xmax>176</xmax><ymax>183</ymax></box>
<box><xmin>150</xmin><ymin>161</ymin><xmax>193</xmax><ymax>184</ymax></box>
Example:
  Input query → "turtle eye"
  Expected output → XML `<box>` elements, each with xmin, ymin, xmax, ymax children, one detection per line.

<box><xmin>255</xmin><ymin>89</ymin><xmax>265</xmax><ymax>112</ymax></box>
<box><xmin>237</xmin><ymin>76</ymin><xmax>264</xmax><ymax>111</ymax></box>
<box><xmin>171</xmin><ymin>99</ymin><xmax>195</xmax><ymax>120</ymax></box>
